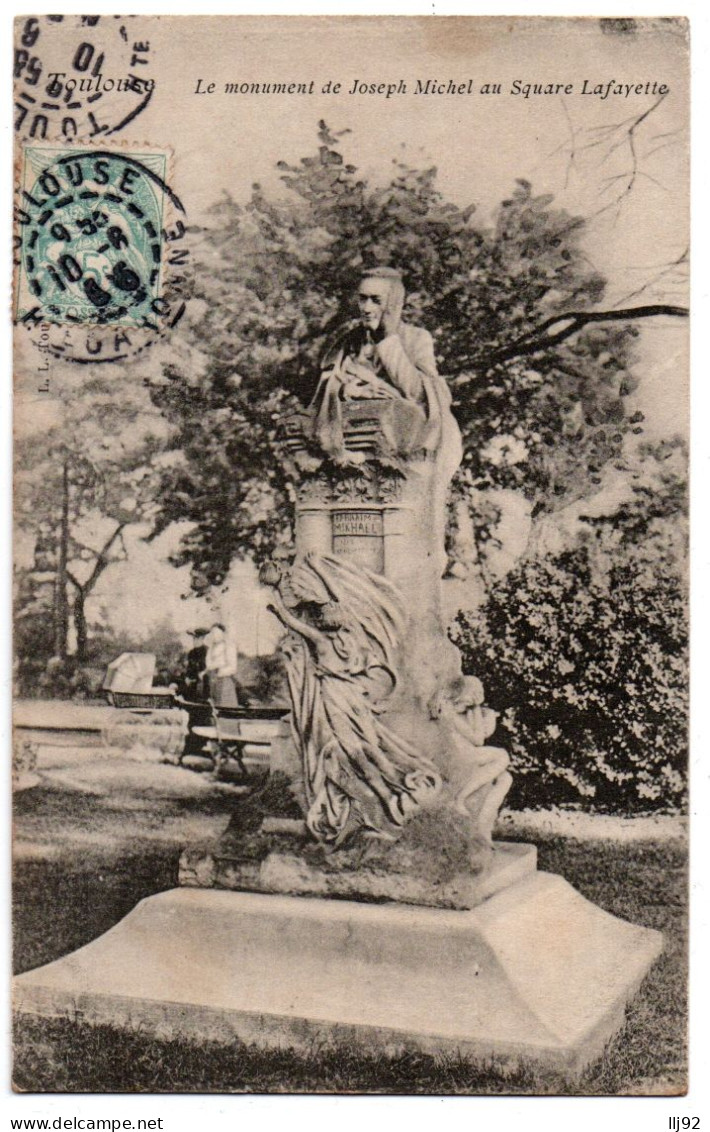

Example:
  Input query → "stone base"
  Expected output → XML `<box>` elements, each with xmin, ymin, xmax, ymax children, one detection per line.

<box><xmin>179</xmin><ymin>839</ymin><xmax>538</xmax><ymax>911</ymax></box>
<box><xmin>14</xmin><ymin>875</ymin><xmax>662</xmax><ymax>1077</ymax></box>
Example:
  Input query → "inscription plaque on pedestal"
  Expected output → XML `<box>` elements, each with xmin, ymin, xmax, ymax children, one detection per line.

<box><xmin>332</xmin><ymin>509</ymin><xmax>384</xmax><ymax>572</ymax></box>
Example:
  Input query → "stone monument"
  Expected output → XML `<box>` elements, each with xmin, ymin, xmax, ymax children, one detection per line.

<box><xmin>14</xmin><ymin>267</ymin><xmax>663</xmax><ymax>1076</ymax></box>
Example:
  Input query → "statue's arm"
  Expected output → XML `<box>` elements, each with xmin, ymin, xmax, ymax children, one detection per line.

<box><xmin>375</xmin><ymin>327</ymin><xmax>437</xmax><ymax>401</ymax></box>
<box><xmin>267</xmin><ymin>596</ymin><xmax>324</xmax><ymax>646</ymax></box>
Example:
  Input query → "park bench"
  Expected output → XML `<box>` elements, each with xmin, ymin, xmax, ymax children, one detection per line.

<box><xmin>189</xmin><ymin>703</ymin><xmax>289</xmax><ymax>777</ymax></box>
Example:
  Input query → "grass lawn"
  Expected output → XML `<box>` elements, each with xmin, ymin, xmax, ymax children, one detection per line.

<box><xmin>12</xmin><ymin>748</ymin><xmax>687</xmax><ymax>1095</ymax></box>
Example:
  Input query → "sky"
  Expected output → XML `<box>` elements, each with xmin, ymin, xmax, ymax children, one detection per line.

<box><xmin>146</xmin><ymin>16</ymin><xmax>688</xmax><ymax>301</ymax></box>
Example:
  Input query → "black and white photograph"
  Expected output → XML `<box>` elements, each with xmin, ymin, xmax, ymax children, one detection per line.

<box><xmin>10</xmin><ymin>12</ymin><xmax>690</xmax><ymax>1099</ymax></box>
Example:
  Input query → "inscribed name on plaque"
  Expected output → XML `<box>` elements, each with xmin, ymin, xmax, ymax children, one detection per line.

<box><xmin>332</xmin><ymin>508</ymin><xmax>384</xmax><ymax>572</ymax></box>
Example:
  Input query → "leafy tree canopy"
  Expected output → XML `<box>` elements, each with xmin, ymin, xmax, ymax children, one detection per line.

<box><xmin>15</xmin><ymin>367</ymin><xmax>171</xmax><ymax>661</ymax></box>
<box><xmin>150</xmin><ymin>121</ymin><xmax>659</xmax><ymax>592</ymax></box>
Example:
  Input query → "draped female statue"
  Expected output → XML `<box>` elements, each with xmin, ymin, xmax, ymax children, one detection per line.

<box><xmin>261</xmin><ymin>553</ymin><xmax>441</xmax><ymax>847</ymax></box>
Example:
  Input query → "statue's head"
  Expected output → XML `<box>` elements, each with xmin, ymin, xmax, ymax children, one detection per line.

<box><xmin>261</xmin><ymin>554</ymin><xmax>333</xmax><ymax>611</ymax></box>
<box><xmin>317</xmin><ymin>600</ymin><xmax>346</xmax><ymax>632</ymax></box>
<box><xmin>453</xmin><ymin>674</ymin><xmax>486</xmax><ymax>710</ymax></box>
<box><xmin>258</xmin><ymin>561</ymin><xmax>283</xmax><ymax>589</ymax></box>
<box><xmin>357</xmin><ymin>267</ymin><xmax>405</xmax><ymax>332</ymax></box>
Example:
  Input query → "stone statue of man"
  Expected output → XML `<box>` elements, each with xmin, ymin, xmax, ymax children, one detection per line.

<box><xmin>310</xmin><ymin>267</ymin><xmax>461</xmax><ymax>471</ymax></box>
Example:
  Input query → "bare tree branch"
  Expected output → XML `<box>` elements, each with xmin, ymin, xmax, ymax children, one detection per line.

<box><xmin>615</xmin><ymin>246</ymin><xmax>689</xmax><ymax>307</ymax></box>
<box><xmin>580</xmin><ymin>95</ymin><xmax>678</xmax><ymax>221</ymax></box>
<box><xmin>558</xmin><ymin>97</ymin><xmax>579</xmax><ymax>190</ymax></box>
<box><xmin>69</xmin><ymin>523</ymin><xmax>128</xmax><ymax>598</ymax></box>
<box><xmin>456</xmin><ymin>303</ymin><xmax>689</xmax><ymax>376</ymax></box>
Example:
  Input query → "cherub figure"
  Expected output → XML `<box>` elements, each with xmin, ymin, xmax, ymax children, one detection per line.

<box><xmin>431</xmin><ymin>675</ymin><xmax>512</xmax><ymax>847</ymax></box>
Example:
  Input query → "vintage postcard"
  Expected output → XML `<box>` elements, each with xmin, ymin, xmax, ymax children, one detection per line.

<box><xmin>11</xmin><ymin>15</ymin><xmax>689</xmax><ymax>1096</ymax></box>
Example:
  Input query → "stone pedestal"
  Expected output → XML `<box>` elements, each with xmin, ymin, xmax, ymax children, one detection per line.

<box><xmin>179</xmin><ymin>839</ymin><xmax>538</xmax><ymax>910</ymax></box>
<box><xmin>287</xmin><ymin>400</ymin><xmax>462</xmax><ymax>711</ymax></box>
<box><xmin>14</xmin><ymin>877</ymin><xmax>663</xmax><ymax>1076</ymax></box>
<box><xmin>279</xmin><ymin>399</ymin><xmax>484</xmax><ymax>850</ymax></box>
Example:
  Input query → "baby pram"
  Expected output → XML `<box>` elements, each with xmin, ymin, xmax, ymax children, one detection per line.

<box><xmin>102</xmin><ymin>652</ymin><xmax>176</xmax><ymax>709</ymax></box>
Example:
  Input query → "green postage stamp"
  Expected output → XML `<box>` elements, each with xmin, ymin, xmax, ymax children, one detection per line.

<box><xmin>15</xmin><ymin>143</ymin><xmax>188</xmax><ymax>362</ymax></box>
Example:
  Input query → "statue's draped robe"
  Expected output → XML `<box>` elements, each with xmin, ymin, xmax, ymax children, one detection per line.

<box><xmin>280</xmin><ymin>555</ymin><xmax>441</xmax><ymax>845</ymax></box>
<box><xmin>311</xmin><ymin>323</ymin><xmax>462</xmax><ymax>477</ymax></box>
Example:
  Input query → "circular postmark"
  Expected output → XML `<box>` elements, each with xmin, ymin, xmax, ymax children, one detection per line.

<box><xmin>16</xmin><ymin>146</ymin><xmax>190</xmax><ymax>364</ymax></box>
<box><xmin>14</xmin><ymin>15</ymin><xmax>155</xmax><ymax>142</ymax></box>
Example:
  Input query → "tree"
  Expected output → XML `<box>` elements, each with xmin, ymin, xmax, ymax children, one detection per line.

<box><xmin>452</xmin><ymin>546</ymin><xmax>687</xmax><ymax>814</ymax></box>
<box><xmin>452</xmin><ymin>438</ymin><xmax>688</xmax><ymax>813</ymax></box>
<box><xmin>86</xmin><ymin>616</ymin><xmax>186</xmax><ymax>678</ymax></box>
<box><xmin>15</xmin><ymin>366</ymin><xmax>170</xmax><ymax>665</ymax></box>
<box><xmin>148</xmin><ymin>122</ymin><xmax>686</xmax><ymax>592</ymax></box>
<box><xmin>13</xmin><ymin>564</ymin><xmax>56</xmax><ymax>693</ymax></box>
<box><xmin>578</xmin><ymin>436</ymin><xmax>688</xmax><ymax>576</ymax></box>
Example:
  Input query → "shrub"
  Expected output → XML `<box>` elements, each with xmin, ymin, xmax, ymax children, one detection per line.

<box><xmin>452</xmin><ymin>548</ymin><xmax>688</xmax><ymax>813</ymax></box>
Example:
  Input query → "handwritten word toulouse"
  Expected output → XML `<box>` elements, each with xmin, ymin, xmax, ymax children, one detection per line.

<box><xmin>194</xmin><ymin>77</ymin><xmax>669</xmax><ymax>100</ymax></box>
